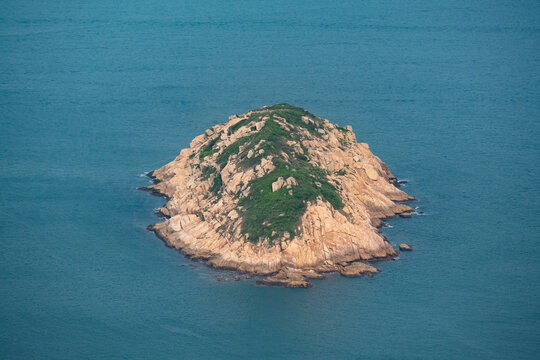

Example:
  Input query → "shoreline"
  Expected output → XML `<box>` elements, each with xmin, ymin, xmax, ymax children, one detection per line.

<box><xmin>139</xmin><ymin>172</ymin><xmax>416</xmax><ymax>287</ymax></box>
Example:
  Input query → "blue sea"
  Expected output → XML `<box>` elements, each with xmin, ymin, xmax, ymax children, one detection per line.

<box><xmin>1</xmin><ymin>1</ymin><xmax>539</xmax><ymax>359</ymax></box>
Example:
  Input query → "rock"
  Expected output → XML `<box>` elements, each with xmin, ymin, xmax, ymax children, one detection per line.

<box><xmin>301</xmin><ymin>116</ymin><xmax>314</xmax><ymax>125</ymax></box>
<box><xmin>340</xmin><ymin>262</ymin><xmax>380</xmax><ymax>277</ymax></box>
<box><xmin>256</xmin><ymin>269</ymin><xmax>313</xmax><ymax>288</ymax></box>
<box><xmin>143</xmin><ymin>103</ymin><xmax>416</xmax><ymax>286</ymax></box>
<box><xmin>256</xmin><ymin>277</ymin><xmax>312</xmax><ymax>288</ymax></box>
<box><xmin>399</xmin><ymin>243</ymin><xmax>413</xmax><ymax>251</ymax></box>
<box><xmin>285</xmin><ymin>176</ymin><xmax>297</xmax><ymax>187</ymax></box>
<box><xmin>299</xmin><ymin>269</ymin><xmax>326</xmax><ymax>279</ymax></box>
<box><xmin>363</xmin><ymin>165</ymin><xmax>379</xmax><ymax>181</ymax></box>
<box><xmin>271</xmin><ymin>177</ymin><xmax>286</xmax><ymax>192</ymax></box>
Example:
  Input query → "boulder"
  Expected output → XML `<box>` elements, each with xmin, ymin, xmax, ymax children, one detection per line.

<box><xmin>399</xmin><ymin>243</ymin><xmax>413</xmax><ymax>251</ymax></box>
<box><xmin>271</xmin><ymin>177</ymin><xmax>285</xmax><ymax>192</ymax></box>
<box><xmin>340</xmin><ymin>262</ymin><xmax>380</xmax><ymax>277</ymax></box>
<box><xmin>256</xmin><ymin>270</ymin><xmax>312</xmax><ymax>288</ymax></box>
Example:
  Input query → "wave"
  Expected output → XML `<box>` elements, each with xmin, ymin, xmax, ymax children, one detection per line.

<box><xmin>412</xmin><ymin>206</ymin><xmax>428</xmax><ymax>216</ymax></box>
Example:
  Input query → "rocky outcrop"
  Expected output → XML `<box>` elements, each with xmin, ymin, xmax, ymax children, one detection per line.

<box><xmin>271</xmin><ymin>176</ymin><xmax>297</xmax><ymax>192</ymax></box>
<box><xmin>340</xmin><ymin>262</ymin><xmax>380</xmax><ymax>277</ymax></box>
<box><xmin>142</xmin><ymin>104</ymin><xmax>416</xmax><ymax>287</ymax></box>
<box><xmin>399</xmin><ymin>243</ymin><xmax>413</xmax><ymax>251</ymax></box>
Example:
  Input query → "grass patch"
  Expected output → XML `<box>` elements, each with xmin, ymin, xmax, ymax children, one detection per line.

<box><xmin>229</xmin><ymin>118</ymin><xmax>250</xmax><ymax>133</ymax></box>
<box><xmin>238</xmin><ymin>159</ymin><xmax>342</xmax><ymax>244</ymax></box>
<box><xmin>201</xmin><ymin>166</ymin><xmax>217</xmax><ymax>180</ymax></box>
<box><xmin>217</xmin><ymin>116</ymin><xmax>293</xmax><ymax>169</ymax></box>
<box><xmin>229</xmin><ymin>113</ymin><xmax>262</xmax><ymax>133</ymax></box>
<box><xmin>269</xmin><ymin>106</ymin><xmax>323</xmax><ymax>137</ymax></box>
<box><xmin>216</xmin><ymin>135</ymin><xmax>252</xmax><ymax>168</ymax></box>
<box><xmin>335</xmin><ymin>125</ymin><xmax>349</xmax><ymax>133</ymax></box>
<box><xmin>196</xmin><ymin>103</ymin><xmax>345</xmax><ymax>244</ymax></box>
<box><xmin>199</xmin><ymin>136</ymin><xmax>220</xmax><ymax>160</ymax></box>
<box><xmin>210</xmin><ymin>172</ymin><xmax>223</xmax><ymax>195</ymax></box>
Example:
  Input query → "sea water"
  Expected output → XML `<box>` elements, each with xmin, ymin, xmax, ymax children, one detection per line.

<box><xmin>1</xmin><ymin>1</ymin><xmax>539</xmax><ymax>359</ymax></box>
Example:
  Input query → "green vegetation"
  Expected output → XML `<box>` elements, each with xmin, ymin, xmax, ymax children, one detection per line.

<box><xmin>260</xmin><ymin>103</ymin><xmax>324</xmax><ymax>137</ymax></box>
<box><xmin>217</xmin><ymin>114</ymin><xmax>294</xmax><ymax>168</ymax></box>
<box><xmin>336</xmin><ymin>169</ymin><xmax>347</xmax><ymax>176</ymax></box>
<box><xmin>239</xmin><ymin>159</ymin><xmax>342</xmax><ymax>243</ymax></box>
<box><xmin>210</xmin><ymin>172</ymin><xmax>223</xmax><ymax>195</ymax></box>
<box><xmin>216</xmin><ymin>135</ymin><xmax>251</xmax><ymax>167</ymax></box>
<box><xmin>199</xmin><ymin>165</ymin><xmax>222</xmax><ymax>196</ymax></box>
<box><xmin>199</xmin><ymin>136</ymin><xmax>220</xmax><ymax>160</ymax></box>
<box><xmin>229</xmin><ymin>118</ymin><xmax>250</xmax><ymax>133</ymax></box>
<box><xmin>201</xmin><ymin>103</ymin><xmax>345</xmax><ymax>244</ymax></box>
<box><xmin>201</xmin><ymin>165</ymin><xmax>217</xmax><ymax>180</ymax></box>
<box><xmin>335</xmin><ymin>125</ymin><xmax>349</xmax><ymax>133</ymax></box>
<box><xmin>229</xmin><ymin>113</ymin><xmax>262</xmax><ymax>133</ymax></box>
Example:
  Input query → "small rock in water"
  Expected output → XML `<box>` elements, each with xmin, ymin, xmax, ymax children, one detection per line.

<box><xmin>399</xmin><ymin>243</ymin><xmax>413</xmax><ymax>251</ymax></box>
<box><xmin>256</xmin><ymin>269</ymin><xmax>313</xmax><ymax>288</ymax></box>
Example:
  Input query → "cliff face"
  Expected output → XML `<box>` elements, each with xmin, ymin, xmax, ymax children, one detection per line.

<box><xmin>144</xmin><ymin>104</ymin><xmax>415</xmax><ymax>287</ymax></box>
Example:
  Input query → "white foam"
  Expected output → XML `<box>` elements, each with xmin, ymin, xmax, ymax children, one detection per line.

<box><xmin>412</xmin><ymin>206</ymin><xmax>428</xmax><ymax>216</ymax></box>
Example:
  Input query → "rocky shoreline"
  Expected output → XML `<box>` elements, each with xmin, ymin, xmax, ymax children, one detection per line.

<box><xmin>141</xmin><ymin>104</ymin><xmax>416</xmax><ymax>287</ymax></box>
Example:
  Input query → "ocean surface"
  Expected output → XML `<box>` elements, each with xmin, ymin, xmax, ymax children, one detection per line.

<box><xmin>1</xmin><ymin>1</ymin><xmax>539</xmax><ymax>359</ymax></box>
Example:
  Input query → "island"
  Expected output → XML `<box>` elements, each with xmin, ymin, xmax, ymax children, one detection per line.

<box><xmin>142</xmin><ymin>104</ymin><xmax>415</xmax><ymax>287</ymax></box>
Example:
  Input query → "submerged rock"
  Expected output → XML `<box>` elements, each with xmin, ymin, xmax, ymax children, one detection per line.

<box><xmin>143</xmin><ymin>103</ymin><xmax>416</xmax><ymax>287</ymax></box>
<box><xmin>256</xmin><ymin>269</ymin><xmax>312</xmax><ymax>288</ymax></box>
<box><xmin>399</xmin><ymin>212</ymin><xmax>413</xmax><ymax>218</ymax></box>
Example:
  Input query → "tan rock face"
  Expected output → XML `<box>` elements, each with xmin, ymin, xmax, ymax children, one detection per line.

<box><xmin>271</xmin><ymin>176</ymin><xmax>297</xmax><ymax>192</ymax></box>
<box><xmin>399</xmin><ymin>243</ymin><xmax>413</xmax><ymax>251</ymax></box>
<box><xmin>143</xmin><ymin>104</ymin><xmax>416</xmax><ymax>287</ymax></box>
<box><xmin>340</xmin><ymin>262</ymin><xmax>380</xmax><ymax>277</ymax></box>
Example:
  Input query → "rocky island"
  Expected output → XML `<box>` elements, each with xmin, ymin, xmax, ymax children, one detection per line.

<box><xmin>143</xmin><ymin>104</ymin><xmax>415</xmax><ymax>287</ymax></box>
